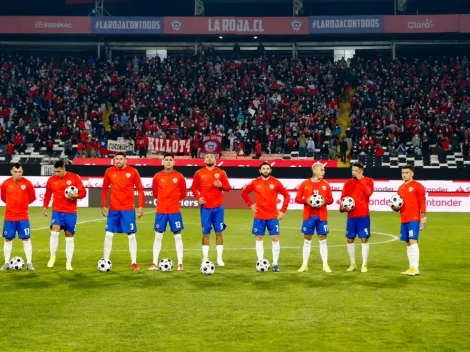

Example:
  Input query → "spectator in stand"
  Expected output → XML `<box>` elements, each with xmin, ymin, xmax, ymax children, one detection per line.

<box><xmin>76</xmin><ymin>141</ymin><xmax>84</xmax><ymax>159</ymax></box>
<box><xmin>463</xmin><ymin>140</ymin><xmax>470</xmax><ymax>157</ymax></box>
<box><xmin>330</xmin><ymin>138</ymin><xmax>338</xmax><ymax>160</ymax></box>
<box><xmin>254</xmin><ymin>140</ymin><xmax>262</xmax><ymax>159</ymax></box>
<box><xmin>298</xmin><ymin>134</ymin><xmax>307</xmax><ymax>155</ymax></box>
<box><xmin>340</xmin><ymin>138</ymin><xmax>348</xmax><ymax>163</ymax></box>
<box><xmin>191</xmin><ymin>134</ymin><xmax>200</xmax><ymax>159</ymax></box>
<box><xmin>85</xmin><ymin>138</ymin><xmax>93</xmax><ymax>158</ymax></box>
<box><xmin>307</xmin><ymin>137</ymin><xmax>315</xmax><ymax>154</ymax></box>
<box><xmin>6</xmin><ymin>141</ymin><xmax>14</xmax><ymax>163</ymax></box>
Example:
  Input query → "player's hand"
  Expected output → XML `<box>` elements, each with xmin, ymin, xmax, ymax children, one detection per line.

<box><xmin>391</xmin><ymin>205</ymin><xmax>400</xmax><ymax>212</ymax></box>
<box><xmin>198</xmin><ymin>197</ymin><xmax>206</xmax><ymax>205</ymax></box>
<box><xmin>420</xmin><ymin>217</ymin><xmax>427</xmax><ymax>230</ymax></box>
<box><xmin>277</xmin><ymin>211</ymin><xmax>285</xmax><ymax>220</ymax></box>
<box><xmin>137</xmin><ymin>207</ymin><xmax>144</xmax><ymax>218</ymax></box>
<box><xmin>68</xmin><ymin>192</ymin><xmax>79</xmax><ymax>200</ymax></box>
<box><xmin>339</xmin><ymin>206</ymin><xmax>346</xmax><ymax>213</ymax></box>
<box><xmin>102</xmin><ymin>207</ymin><xmax>108</xmax><ymax>217</ymax></box>
<box><xmin>251</xmin><ymin>204</ymin><xmax>257</xmax><ymax>213</ymax></box>
<box><xmin>213</xmin><ymin>180</ymin><xmax>223</xmax><ymax>188</ymax></box>
<box><xmin>42</xmin><ymin>207</ymin><xmax>48</xmax><ymax>217</ymax></box>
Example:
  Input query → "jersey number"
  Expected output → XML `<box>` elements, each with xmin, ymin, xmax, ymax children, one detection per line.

<box><xmin>130</xmin><ymin>223</ymin><xmax>134</xmax><ymax>231</ymax></box>
<box><xmin>323</xmin><ymin>225</ymin><xmax>328</xmax><ymax>232</ymax></box>
<box><xmin>275</xmin><ymin>225</ymin><xmax>279</xmax><ymax>232</ymax></box>
<box><xmin>175</xmin><ymin>221</ymin><xmax>181</xmax><ymax>229</ymax></box>
<box><xmin>409</xmin><ymin>230</ymin><xmax>414</xmax><ymax>238</ymax></box>
<box><xmin>24</xmin><ymin>228</ymin><xmax>30</xmax><ymax>236</ymax></box>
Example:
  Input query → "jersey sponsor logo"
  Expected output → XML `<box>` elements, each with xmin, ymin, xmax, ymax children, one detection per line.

<box><xmin>126</xmin><ymin>173</ymin><xmax>131</xmax><ymax>178</ymax></box>
<box><xmin>20</xmin><ymin>185</ymin><xmax>26</xmax><ymax>190</ymax></box>
<box><xmin>269</xmin><ymin>184</ymin><xmax>274</xmax><ymax>189</ymax></box>
<box><xmin>173</xmin><ymin>178</ymin><xmax>178</xmax><ymax>183</ymax></box>
<box><xmin>67</xmin><ymin>180</ymin><xmax>72</xmax><ymax>185</ymax></box>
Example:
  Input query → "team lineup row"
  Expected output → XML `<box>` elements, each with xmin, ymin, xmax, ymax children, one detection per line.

<box><xmin>1</xmin><ymin>152</ymin><xmax>427</xmax><ymax>276</ymax></box>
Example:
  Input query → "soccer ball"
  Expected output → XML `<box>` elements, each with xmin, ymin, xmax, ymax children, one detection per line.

<box><xmin>9</xmin><ymin>257</ymin><xmax>24</xmax><ymax>270</ymax></box>
<box><xmin>159</xmin><ymin>258</ymin><xmax>174</xmax><ymax>272</ymax></box>
<box><xmin>256</xmin><ymin>259</ymin><xmax>271</xmax><ymax>272</ymax></box>
<box><xmin>341</xmin><ymin>197</ymin><xmax>356</xmax><ymax>211</ymax></box>
<box><xmin>307</xmin><ymin>194</ymin><xmax>325</xmax><ymax>208</ymax></box>
<box><xmin>64</xmin><ymin>186</ymin><xmax>78</xmax><ymax>199</ymax></box>
<box><xmin>200</xmin><ymin>260</ymin><xmax>216</xmax><ymax>275</ymax></box>
<box><xmin>389</xmin><ymin>194</ymin><xmax>404</xmax><ymax>209</ymax></box>
<box><xmin>97</xmin><ymin>258</ymin><xmax>112</xmax><ymax>272</ymax></box>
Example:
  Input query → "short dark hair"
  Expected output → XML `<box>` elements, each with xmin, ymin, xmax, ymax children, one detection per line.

<box><xmin>402</xmin><ymin>164</ymin><xmax>414</xmax><ymax>171</ymax></box>
<box><xmin>163</xmin><ymin>153</ymin><xmax>175</xmax><ymax>159</ymax></box>
<box><xmin>54</xmin><ymin>160</ymin><xmax>65</xmax><ymax>168</ymax></box>
<box><xmin>115</xmin><ymin>152</ymin><xmax>127</xmax><ymax>158</ymax></box>
<box><xmin>10</xmin><ymin>162</ymin><xmax>22</xmax><ymax>170</ymax></box>
<box><xmin>259</xmin><ymin>162</ymin><xmax>272</xmax><ymax>169</ymax></box>
<box><xmin>351</xmin><ymin>162</ymin><xmax>364</xmax><ymax>169</ymax></box>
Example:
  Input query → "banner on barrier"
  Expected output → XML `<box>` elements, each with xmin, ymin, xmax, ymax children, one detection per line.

<box><xmin>164</xmin><ymin>17</ymin><xmax>309</xmax><ymax>35</ymax></box>
<box><xmin>17</xmin><ymin>16</ymin><xmax>91</xmax><ymax>34</ymax></box>
<box><xmin>148</xmin><ymin>138</ymin><xmax>191</xmax><ymax>154</ymax></box>
<box><xmin>91</xmin><ymin>17</ymin><xmax>163</xmax><ymax>34</ymax></box>
<box><xmin>199</xmin><ymin>137</ymin><xmax>222</xmax><ymax>159</ymax></box>
<box><xmin>383</xmin><ymin>15</ymin><xmax>460</xmax><ymax>33</ymax></box>
<box><xmin>460</xmin><ymin>15</ymin><xmax>470</xmax><ymax>33</ymax></box>
<box><xmin>0</xmin><ymin>188</ymin><xmax>89</xmax><ymax>208</ymax></box>
<box><xmin>309</xmin><ymin>16</ymin><xmax>384</xmax><ymax>34</ymax></box>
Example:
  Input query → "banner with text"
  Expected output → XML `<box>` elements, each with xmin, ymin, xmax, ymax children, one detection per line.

<box><xmin>199</xmin><ymin>137</ymin><xmax>222</xmax><ymax>159</ymax></box>
<box><xmin>17</xmin><ymin>16</ymin><xmax>91</xmax><ymax>34</ymax></box>
<box><xmin>163</xmin><ymin>17</ymin><xmax>309</xmax><ymax>35</ymax></box>
<box><xmin>91</xmin><ymin>17</ymin><xmax>163</xmax><ymax>34</ymax></box>
<box><xmin>148</xmin><ymin>138</ymin><xmax>191</xmax><ymax>155</ymax></box>
<box><xmin>309</xmin><ymin>16</ymin><xmax>384</xmax><ymax>34</ymax></box>
<box><xmin>459</xmin><ymin>15</ymin><xmax>470</xmax><ymax>33</ymax></box>
<box><xmin>384</xmin><ymin>15</ymin><xmax>460</xmax><ymax>33</ymax></box>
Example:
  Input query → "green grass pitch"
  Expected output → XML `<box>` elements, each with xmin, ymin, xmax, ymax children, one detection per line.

<box><xmin>0</xmin><ymin>208</ymin><xmax>469</xmax><ymax>352</ymax></box>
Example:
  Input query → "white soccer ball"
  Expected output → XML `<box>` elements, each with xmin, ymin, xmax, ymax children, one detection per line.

<box><xmin>159</xmin><ymin>258</ymin><xmax>174</xmax><ymax>272</ymax></box>
<box><xmin>200</xmin><ymin>260</ymin><xmax>215</xmax><ymax>275</ymax></box>
<box><xmin>341</xmin><ymin>196</ymin><xmax>356</xmax><ymax>211</ymax></box>
<box><xmin>390</xmin><ymin>194</ymin><xmax>404</xmax><ymax>209</ymax></box>
<box><xmin>64</xmin><ymin>186</ymin><xmax>78</xmax><ymax>199</ymax></box>
<box><xmin>9</xmin><ymin>257</ymin><xmax>24</xmax><ymax>270</ymax></box>
<box><xmin>256</xmin><ymin>259</ymin><xmax>271</xmax><ymax>272</ymax></box>
<box><xmin>307</xmin><ymin>194</ymin><xmax>325</xmax><ymax>208</ymax></box>
<box><xmin>97</xmin><ymin>258</ymin><xmax>112</xmax><ymax>272</ymax></box>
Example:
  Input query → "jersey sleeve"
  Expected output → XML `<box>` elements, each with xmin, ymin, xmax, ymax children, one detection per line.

<box><xmin>325</xmin><ymin>182</ymin><xmax>334</xmax><ymax>205</ymax></box>
<box><xmin>0</xmin><ymin>182</ymin><xmax>6</xmax><ymax>204</ymax></box>
<box><xmin>133</xmin><ymin>169</ymin><xmax>145</xmax><ymax>208</ymax></box>
<box><xmin>179</xmin><ymin>174</ymin><xmax>187</xmax><ymax>201</ymax></box>
<box><xmin>340</xmin><ymin>180</ymin><xmax>348</xmax><ymax>200</ymax></box>
<box><xmin>219</xmin><ymin>171</ymin><xmax>231</xmax><ymax>192</ymax></box>
<box><xmin>152</xmin><ymin>174</ymin><xmax>159</xmax><ymax>199</ymax></box>
<box><xmin>74</xmin><ymin>174</ymin><xmax>87</xmax><ymax>200</ymax></box>
<box><xmin>241</xmin><ymin>181</ymin><xmax>255</xmax><ymax>207</ymax></box>
<box><xmin>277</xmin><ymin>180</ymin><xmax>290</xmax><ymax>213</ymax></box>
<box><xmin>295</xmin><ymin>182</ymin><xmax>306</xmax><ymax>204</ymax></box>
<box><xmin>27</xmin><ymin>181</ymin><xmax>36</xmax><ymax>204</ymax></box>
<box><xmin>417</xmin><ymin>182</ymin><xmax>426</xmax><ymax>214</ymax></box>
<box><xmin>191</xmin><ymin>171</ymin><xmax>201</xmax><ymax>199</ymax></box>
<box><xmin>101</xmin><ymin>169</ymin><xmax>110</xmax><ymax>208</ymax></box>
<box><xmin>43</xmin><ymin>178</ymin><xmax>53</xmax><ymax>208</ymax></box>
<box><xmin>360</xmin><ymin>177</ymin><xmax>373</xmax><ymax>197</ymax></box>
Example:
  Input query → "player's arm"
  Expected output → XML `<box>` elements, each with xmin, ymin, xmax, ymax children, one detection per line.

<box><xmin>417</xmin><ymin>183</ymin><xmax>427</xmax><ymax>228</ymax></box>
<box><xmin>101</xmin><ymin>170</ymin><xmax>110</xmax><ymax>216</ymax></box>
<box><xmin>151</xmin><ymin>174</ymin><xmax>159</xmax><ymax>199</ymax></box>
<box><xmin>133</xmin><ymin>169</ymin><xmax>145</xmax><ymax>217</ymax></box>
<box><xmin>278</xmin><ymin>181</ymin><xmax>290</xmax><ymax>214</ymax></box>
<box><xmin>325</xmin><ymin>182</ymin><xmax>334</xmax><ymax>205</ymax></box>
<box><xmin>294</xmin><ymin>182</ymin><xmax>307</xmax><ymax>204</ymax></box>
<box><xmin>0</xmin><ymin>182</ymin><xmax>6</xmax><ymax>204</ymax></box>
<box><xmin>359</xmin><ymin>177</ymin><xmax>373</xmax><ymax>197</ymax></box>
<box><xmin>43</xmin><ymin>178</ymin><xmax>53</xmax><ymax>214</ymax></box>
<box><xmin>27</xmin><ymin>181</ymin><xmax>37</xmax><ymax>204</ymax></box>
<box><xmin>74</xmin><ymin>175</ymin><xmax>87</xmax><ymax>200</ymax></box>
<box><xmin>190</xmin><ymin>171</ymin><xmax>201</xmax><ymax>200</ymax></box>
<box><xmin>219</xmin><ymin>171</ymin><xmax>231</xmax><ymax>192</ymax></box>
<box><xmin>240</xmin><ymin>181</ymin><xmax>255</xmax><ymax>207</ymax></box>
<box><xmin>179</xmin><ymin>175</ymin><xmax>187</xmax><ymax>201</ymax></box>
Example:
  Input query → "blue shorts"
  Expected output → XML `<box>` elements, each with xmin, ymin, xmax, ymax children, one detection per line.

<box><xmin>51</xmin><ymin>211</ymin><xmax>78</xmax><ymax>235</ymax></box>
<box><xmin>346</xmin><ymin>216</ymin><xmax>371</xmax><ymax>239</ymax></box>
<box><xmin>200</xmin><ymin>206</ymin><xmax>226</xmax><ymax>235</ymax></box>
<box><xmin>106</xmin><ymin>210</ymin><xmax>137</xmax><ymax>234</ymax></box>
<box><xmin>3</xmin><ymin>220</ymin><xmax>31</xmax><ymax>240</ymax></box>
<box><xmin>301</xmin><ymin>216</ymin><xmax>329</xmax><ymax>235</ymax></box>
<box><xmin>154</xmin><ymin>213</ymin><xmax>184</xmax><ymax>233</ymax></box>
<box><xmin>252</xmin><ymin>219</ymin><xmax>280</xmax><ymax>236</ymax></box>
<box><xmin>400</xmin><ymin>221</ymin><xmax>420</xmax><ymax>242</ymax></box>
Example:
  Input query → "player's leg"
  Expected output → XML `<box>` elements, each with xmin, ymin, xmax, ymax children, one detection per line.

<box><xmin>358</xmin><ymin>216</ymin><xmax>371</xmax><ymax>273</ymax></box>
<box><xmin>400</xmin><ymin>222</ymin><xmax>413</xmax><ymax>275</ymax></box>
<box><xmin>213</xmin><ymin>206</ymin><xmax>226</xmax><ymax>267</ymax></box>
<box><xmin>104</xmin><ymin>210</ymin><xmax>119</xmax><ymax>261</ymax></box>
<box><xmin>346</xmin><ymin>217</ymin><xmax>357</xmax><ymax>271</ymax></box>
<box><xmin>149</xmin><ymin>213</ymin><xmax>166</xmax><ymax>270</ymax></box>
<box><xmin>200</xmin><ymin>207</ymin><xmax>212</xmax><ymax>261</ymax></box>
<box><xmin>121</xmin><ymin>210</ymin><xmax>138</xmax><ymax>270</ymax></box>
<box><xmin>18</xmin><ymin>221</ymin><xmax>33</xmax><ymax>270</ymax></box>
<box><xmin>267</xmin><ymin>219</ymin><xmax>280</xmax><ymax>272</ymax></box>
<box><xmin>48</xmin><ymin>211</ymin><xmax>62</xmax><ymax>267</ymax></box>
<box><xmin>169</xmin><ymin>213</ymin><xmax>184</xmax><ymax>270</ymax></box>
<box><xmin>317</xmin><ymin>220</ymin><xmax>331</xmax><ymax>272</ymax></box>
<box><xmin>298</xmin><ymin>218</ymin><xmax>315</xmax><ymax>272</ymax></box>
<box><xmin>63</xmin><ymin>213</ymin><xmax>78</xmax><ymax>271</ymax></box>
<box><xmin>252</xmin><ymin>219</ymin><xmax>265</xmax><ymax>261</ymax></box>
<box><xmin>1</xmin><ymin>221</ymin><xmax>15</xmax><ymax>270</ymax></box>
<box><xmin>407</xmin><ymin>222</ymin><xmax>420</xmax><ymax>276</ymax></box>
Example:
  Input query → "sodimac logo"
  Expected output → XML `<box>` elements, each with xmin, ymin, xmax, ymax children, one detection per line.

<box><xmin>35</xmin><ymin>21</ymin><xmax>73</xmax><ymax>29</ymax></box>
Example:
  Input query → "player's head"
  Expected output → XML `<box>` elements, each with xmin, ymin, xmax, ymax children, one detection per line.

<box><xmin>401</xmin><ymin>164</ymin><xmax>414</xmax><ymax>182</ymax></box>
<box><xmin>204</xmin><ymin>152</ymin><xmax>216</xmax><ymax>167</ymax></box>
<box><xmin>163</xmin><ymin>153</ymin><xmax>175</xmax><ymax>170</ymax></box>
<box><xmin>10</xmin><ymin>163</ymin><xmax>23</xmax><ymax>181</ymax></box>
<box><xmin>311</xmin><ymin>162</ymin><xmax>325</xmax><ymax>180</ymax></box>
<box><xmin>53</xmin><ymin>160</ymin><xmax>66</xmax><ymax>178</ymax></box>
<box><xmin>351</xmin><ymin>162</ymin><xmax>364</xmax><ymax>179</ymax></box>
<box><xmin>114</xmin><ymin>152</ymin><xmax>127</xmax><ymax>169</ymax></box>
<box><xmin>259</xmin><ymin>162</ymin><xmax>272</xmax><ymax>179</ymax></box>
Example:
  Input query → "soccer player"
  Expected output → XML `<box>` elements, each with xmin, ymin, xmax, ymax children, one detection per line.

<box><xmin>43</xmin><ymin>160</ymin><xmax>87</xmax><ymax>271</ymax></box>
<box><xmin>149</xmin><ymin>153</ymin><xmax>187</xmax><ymax>271</ymax></box>
<box><xmin>295</xmin><ymin>163</ymin><xmax>334</xmax><ymax>273</ymax></box>
<box><xmin>1</xmin><ymin>163</ymin><xmax>36</xmax><ymax>271</ymax></box>
<box><xmin>393</xmin><ymin>165</ymin><xmax>426</xmax><ymax>276</ymax></box>
<box><xmin>101</xmin><ymin>152</ymin><xmax>145</xmax><ymax>271</ymax></box>
<box><xmin>340</xmin><ymin>162</ymin><xmax>374</xmax><ymax>273</ymax></box>
<box><xmin>241</xmin><ymin>162</ymin><xmax>290</xmax><ymax>272</ymax></box>
<box><xmin>191</xmin><ymin>152</ymin><xmax>231</xmax><ymax>266</ymax></box>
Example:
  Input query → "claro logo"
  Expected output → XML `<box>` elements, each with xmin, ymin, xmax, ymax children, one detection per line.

<box><xmin>35</xmin><ymin>21</ymin><xmax>73</xmax><ymax>29</ymax></box>
<box><xmin>408</xmin><ymin>19</ymin><xmax>435</xmax><ymax>29</ymax></box>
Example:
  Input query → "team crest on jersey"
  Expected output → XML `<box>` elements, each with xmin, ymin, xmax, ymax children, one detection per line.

<box><xmin>173</xmin><ymin>178</ymin><xmax>178</xmax><ymax>183</ymax></box>
<box><xmin>409</xmin><ymin>187</ymin><xmax>413</xmax><ymax>192</ymax></box>
<box><xmin>214</xmin><ymin>173</ymin><xmax>220</xmax><ymax>179</ymax></box>
<box><xmin>126</xmin><ymin>173</ymin><xmax>131</xmax><ymax>178</ymax></box>
<box><xmin>322</xmin><ymin>186</ymin><xmax>326</xmax><ymax>190</ymax></box>
<box><xmin>66</xmin><ymin>180</ymin><xmax>72</xmax><ymax>185</ymax></box>
<box><xmin>20</xmin><ymin>185</ymin><xmax>26</xmax><ymax>190</ymax></box>
<box><xmin>269</xmin><ymin>184</ymin><xmax>274</xmax><ymax>190</ymax></box>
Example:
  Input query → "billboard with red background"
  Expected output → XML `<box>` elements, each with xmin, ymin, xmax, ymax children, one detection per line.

<box><xmin>17</xmin><ymin>16</ymin><xmax>91</xmax><ymax>34</ymax></box>
<box><xmin>459</xmin><ymin>15</ymin><xmax>470</xmax><ymax>33</ymax></box>
<box><xmin>384</xmin><ymin>15</ymin><xmax>460</xmax><ymax>33</ymax></box>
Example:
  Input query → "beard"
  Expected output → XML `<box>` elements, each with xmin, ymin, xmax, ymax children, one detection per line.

<box><xmin>205</xmin><ymin>162</ymin><xmax>215</xmax><ymax>167</ymax></box>
<box><xmin>261</xmin><ymin>172</ymin><xmax>271</xmax><ymax>178</ymax></box>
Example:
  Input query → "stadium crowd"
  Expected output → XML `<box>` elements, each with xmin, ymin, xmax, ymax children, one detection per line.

<box><xmin>1</xmin><ymin>52</ymin><xmax>470</xmax><ymax>162</ymax></box>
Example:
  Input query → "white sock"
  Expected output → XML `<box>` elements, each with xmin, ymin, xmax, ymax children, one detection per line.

<box><xmin>406</xmin><ymin>245</ymin><xmax>413</xmax><ymax>268</ymax></box>
<box><xmin>153</xmin><ymin>232</ymin><xmax>163</xmax><ymax>265</ymax></box>
<box><xmin>255</xmin><ymin>240</ymin><xmax>264</xmax><ymax>261</ymax></box>
<box><xmin>272</xmin><ymin>241</ymin><xmax>280</xmax><ymax>266</ymax></box>
<box><xmin>216</xmin><ymin>245</ymin><xmax>223</xmax><ymax>261</ymax></box>
<box><xmin>4</xmin><ymin>241</ymin><xmax>12</xmax><ymax>263</ymax></box>
<box><xmin>23</xmin><ymin>240</ymin><xmax>32</xmax><ymax>264</ymax></box>
<box><xmin>202</xmin><ymin>245</ymin><xmax>209</xmax><ymax>261</ymax></box>
<box><xmin>362</xmin><ymin>242</ymin><xmax>370</xmax><ymax>266</ymax></box>
<box><xmin>104</xmin><ymin>231</ymin><xmax>114</xmax><ymax>261</ymax></box>
<box><xmin>65</xmin><ymin>237</ymin><xmax>74</xmax><ymax>263</ymax></box>
<box><xmin>174</xmin><ymin>233</ymin><xmax>184</xmax><ymax>265</ymax></box>
<box><xmin>319</xmin><ymin>239</ymin><xmax>328</xmax><ymax>265</ymax></box>
<box><xmin>128</xmin><ymin>233</ymin><xmax>137</xmax><ymax>264</ymax></box>
<box><xmin>347</xmin><ymin>243</ymin><xmax>355</xmax><ymax>264</ymax></box>
<box><xmin>410</xmin><ymin>243</ymin><xmax>420</xmax><ymax>269</ymax></box>
<box><xmin>50</xmin><ymin>231</ymin><xmax>60</xmax><ymax>257</ymax></box>
<box><xmin>302</xmin><ymin>239</ymin><xmax>312</xmax><ymax>265</ymax></box>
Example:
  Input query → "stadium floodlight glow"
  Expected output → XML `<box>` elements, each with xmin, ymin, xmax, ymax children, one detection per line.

<box><xmin>219</xmin><ymin>36</ymin><xmax>223</xmax><ymax>39</ymax></box>
<box><xmin>254</xmin><ymin>36</ymin><xmax>258</xmax><ymax>39</ymax></box>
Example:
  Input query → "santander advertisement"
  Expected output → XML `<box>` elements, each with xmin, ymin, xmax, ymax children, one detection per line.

<box><xmin>0</xmin><ymin>188</ymin><xmax>89</xmax><ymax>208</ymax></box>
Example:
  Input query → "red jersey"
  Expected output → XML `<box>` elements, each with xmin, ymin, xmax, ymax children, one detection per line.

<box><xmin>101</xmin><ymin>166</ymin><xmax>145</xmax><ymax>211</ymax></box>
<box><xmin>295</xmin><ymin>179</ymin><xmax>333</xmax><ymax>221</ymax></box>
<box><xmin>191</xmin><ymin>167</ymin><xmax>231</xmax><ymax>209</ymax></box>
<box><xmin>152</xmin><ymin>170</ymin><xmax>187</xmax><ymax>214</ymax></box>
<box><xmin>1</xmin><ymin>177</ymin><xmax>36</xmax><ymax>221</ymax></box>
<box><xmin>43</xmin><ymin>172</ymin><xmax>86</xmax><ymax>214</ymax></box>
<box><xmin>241</xmin><ymin>176</ymin><xmax>290</xmax><ymax>220</ymax></box>
<box><xmin>340</xmin><ymin>177</ymin><xmax>374</xmax><ymax>218</ymax></box>
<box><xmin>397</xmin><ymin>180</ymin><xmax>426</xmax><ymax>223</ymax></box>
